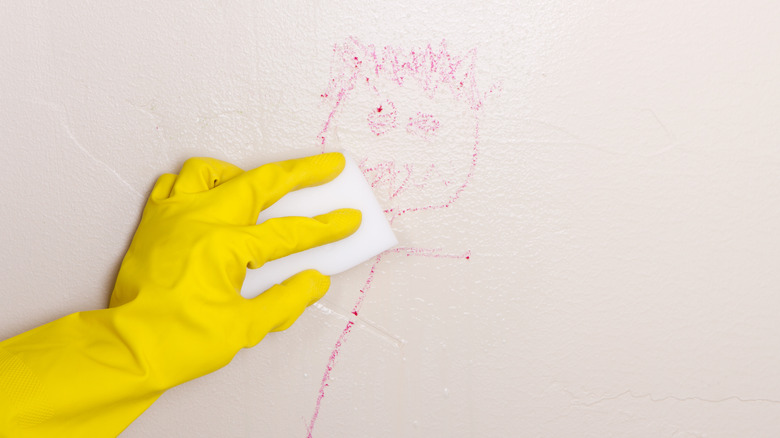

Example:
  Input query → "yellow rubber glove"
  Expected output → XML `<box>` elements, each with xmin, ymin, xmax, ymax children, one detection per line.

<box><xmin>0</xmin><ymin>152</ymin><xmax>361</xmax><ymax>437</ymax></box>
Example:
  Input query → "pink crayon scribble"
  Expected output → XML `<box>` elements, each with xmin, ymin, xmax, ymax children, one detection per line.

<box><xmin>367</xmin><ymin>100</ymin><xmax>397</xmax><ymax>135</ymax></box>
<box><xmin>306</xmin><ymin>37</ymin><xmax>493</xmax><ymax>437</ymax></box>
<box><xmin>305</xmin><ymin>253</ymin><xmax>380</xmax><ymax>438</ymax></box>
<box><xmin>317</xmin><ymin>37</ymin><xmax>490</xmax><ymax>146</ymax></box>
<box><xmin>306</xmin><ymin>249</ymin><xmax>470</xmax><ymax>438</ymax></box>
<box><xmin>406</xmin><ymin>112</ymin><xmax>440</xmax><ymax>140</ymax></box>
<box><xmin>316</xmin><ymin>36</ymin><xmax>496</xmax><ymax>226</ymax></box>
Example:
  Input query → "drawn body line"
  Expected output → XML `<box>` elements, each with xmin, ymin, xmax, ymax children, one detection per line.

<box><xmin>306</xmin><ymin>37</ymin><xmax>492</xmax><ymax>437</ymax></box>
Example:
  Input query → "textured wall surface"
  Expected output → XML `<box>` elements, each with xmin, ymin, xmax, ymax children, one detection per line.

<box><xmin>3</xmin><ymin>1</ymin><xmax>780</xmax><ymax>436</ymax></box>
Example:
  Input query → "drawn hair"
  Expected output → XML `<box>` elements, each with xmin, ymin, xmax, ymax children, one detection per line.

<box><xmin>318</xmin><ymin>37</ymin><xmax>486</xmax><ymax>147</ymax></box>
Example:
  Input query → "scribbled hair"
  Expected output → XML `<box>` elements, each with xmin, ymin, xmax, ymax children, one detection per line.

<box><xmin>317</xmin><ymin>37</ymin><xmax>488</xmax><ymax>147</ymax></box>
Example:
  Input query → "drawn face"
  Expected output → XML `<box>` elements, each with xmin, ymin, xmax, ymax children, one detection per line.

<box><xmin>318</xmin><ymin>38</ymin><xmax>484</xmax><ymax>221</ymax></box>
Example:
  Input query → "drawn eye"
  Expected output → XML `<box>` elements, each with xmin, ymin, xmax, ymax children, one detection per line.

<box><xmin>367</xmin><ymin>101</ymin><xmax>398</xmax><ymax>136</ymax></box>
<box><xmin>406</xmin><ymin>112</ymin><xmax>440</xmax><ymax>140</ymax></box>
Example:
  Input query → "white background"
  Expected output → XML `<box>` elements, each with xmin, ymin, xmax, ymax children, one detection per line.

<box><xmin>2</xmin><ymin>1</ymin><xmax>780</xmax><ymax>437</ymax></box>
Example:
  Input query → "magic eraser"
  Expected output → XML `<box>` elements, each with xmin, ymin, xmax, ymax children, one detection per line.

<box><xmin>239</xmin><ymin>152</ymin><xmax>398</xmax><ymax>298</ymax></box>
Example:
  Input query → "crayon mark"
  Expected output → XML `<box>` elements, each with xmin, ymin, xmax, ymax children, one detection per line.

<box><xmin>406</xmin><ymin>112</ymin><xmax>440</xmax><ymax>140</ymax></box>
<box><xmin>306</xmin><ymin>248</ymin><xmax>470</xmax><ymax>437</ymax></box>
<box><xmin>367</xmin><ymin>100</ymin><xmax>397</xmax><ymax>136</ymax></box>
<box><xmin>306</xmin><ymin>37</ymin><xmax>493</xmax><ymax>437</ymax></box>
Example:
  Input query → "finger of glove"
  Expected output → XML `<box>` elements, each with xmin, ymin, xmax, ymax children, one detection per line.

<box><xmin>217</xmin><ymin>152</ymin><xmax>346</xmax><ymax>221</ymax></box>
<box><xmin>170</xmin><ymin>157</ymin><xmax>244</xmax><ymax>196</ymax></box>
<box><xmin>244</xmin><ymin>270</ymin><xmax>330</xmax><ymax>345</ymax></box>
<box><xmin>149</xmin><ymin>173</ymin><xmax>177</xmax><ymax>201</ymax></box>
<box><xmin>237</xmin><ymin>208</ymin><xmax>361</xmax><ymax>269</ymax></box>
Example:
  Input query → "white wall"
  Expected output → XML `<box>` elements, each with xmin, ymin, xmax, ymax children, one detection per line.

<box><xmin>3</xmin><ymin>1</ymin><xmax>780</xmax><ymax>436</ymax></box>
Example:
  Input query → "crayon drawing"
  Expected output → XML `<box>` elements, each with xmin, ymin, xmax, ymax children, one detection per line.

<box><xmin>308</xmin><ymin>37</ymin><xmax>494</xmax><ymax>436</ymax></box>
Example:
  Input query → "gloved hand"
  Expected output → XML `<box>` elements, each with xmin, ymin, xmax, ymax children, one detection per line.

<box><xmin>0</xmin><ymin>152</ymin><xmax>361</xmax><ymax>437</ymax></box>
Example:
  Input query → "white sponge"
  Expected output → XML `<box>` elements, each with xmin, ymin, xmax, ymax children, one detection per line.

<box><xmin>239</xmin><ymin>152</ymin><xmax>398</xmax><ymax>298</ymax></box>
